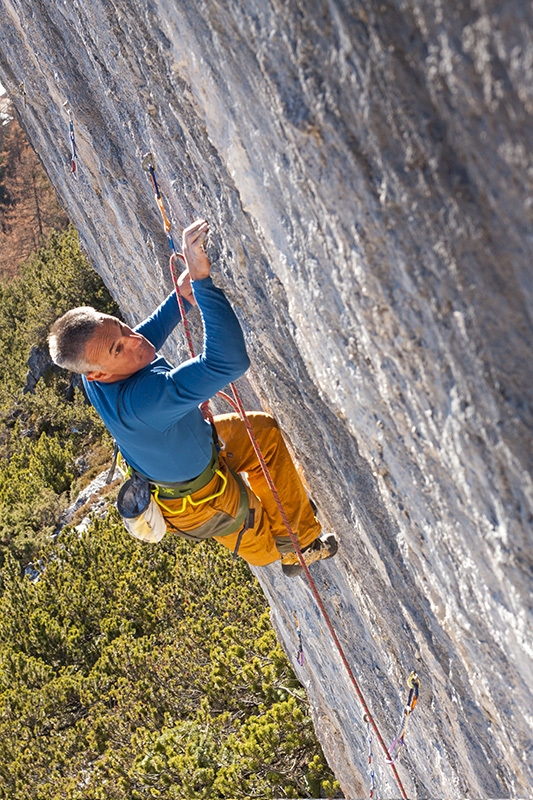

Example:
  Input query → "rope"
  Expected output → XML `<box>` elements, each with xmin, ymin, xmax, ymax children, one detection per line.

<box><xmin>169</xmin><ymin>253</ymin><xmax>196</xmax><ymax>361</ymax></box>
<box><xmin>209</xmin><ymin>319</ymin><xmax>412</xmax><ymax>798</ymax></box>
<box><xmin>142</xmin><ymin>153</ymin><xmax>212</xmax><ymax>423</ymax></box>
<box><xmin>142</xmin><ymin>153</ymin><xmax>410</xmax><ymax>799</ymax></box>
<box><xmin>386</xmin><ymin>671</ymin><xmax>420</xmax><ymax>764</ymax></box>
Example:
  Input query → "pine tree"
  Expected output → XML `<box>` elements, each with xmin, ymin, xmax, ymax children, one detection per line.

<box><xmin>0</xmin><ymin>109</ymin><xmax>68</xmax><ymax>278</ymax></box>
<box><xmin>0</xmin><ymin>226</ymin><xmax>119</xmax><ymax>564</ymax></box>
<box><xmin>0</xmin><ymin>515</ymin><xmax>340</xmax><ymax>799</ymax></box>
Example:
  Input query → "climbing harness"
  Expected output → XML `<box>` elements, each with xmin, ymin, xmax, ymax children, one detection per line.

<box><xmin>153</xmin><ymin>468</ymin><xmax>228</xmax><ymax>514</ymax></box>
<box><xmin>151</xmin><ymin>444</ymin><xmax>220</xmax><ymax>499</ymax></box>
<box><xmin>386</xmin><ymin>671</ymin><xmax>420</xmax><ymax>764</ymax></box>
<box><xmin>115</xmin><ymin>437</ymin><xmax>251</xmax><ymax>549</ymax></box>
<box><xmin>142</xmin><ymin>153</ymin><xmax>411</xmax><ymax>799</ymax></box>
<box><xmin>293</xmin><ymin>611</ymin><xmax>305</xmax><ymax>666</ymax></box>
<box><xmin>158</xmin><ymin>465</ymin><xmax>252</xmax><ymax>547</ymax></box>
<box><xmin>363</xmin><ymin>714</ymin><xmax>376</xmax><ymax>798</ymax></box>
<box><xmin>63</xmin><ymin>102</ymin><xmax>78</xmax><ymax>176</ymax></box>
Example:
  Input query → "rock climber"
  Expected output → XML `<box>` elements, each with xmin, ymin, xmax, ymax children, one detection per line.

<box><xmin>48</xmin><ymin>218</ymin><xmax>337</xmax><ymax>576</ymax></box>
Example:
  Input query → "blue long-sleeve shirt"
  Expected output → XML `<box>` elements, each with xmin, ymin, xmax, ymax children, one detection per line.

<box><xmin>82</xmin><ymin>277</ymin><xmax>250</xmax><ymax>482</ymax></box>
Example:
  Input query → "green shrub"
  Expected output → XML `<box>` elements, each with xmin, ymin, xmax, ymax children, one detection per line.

<box><xmin>0</xmin><ymin>227</ymin><xmax>118</xmax><ymax>564</ymax></box>
<box><xmin>0</xmin><ymin>514</ymin><xmax>339</xmax><ymax>799</ymax></box>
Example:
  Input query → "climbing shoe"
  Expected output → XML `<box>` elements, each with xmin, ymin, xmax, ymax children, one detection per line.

<box><xmin>281</xmin><ymin>532</ymin><xmax>338</xmax><ymax>577</ymax></box>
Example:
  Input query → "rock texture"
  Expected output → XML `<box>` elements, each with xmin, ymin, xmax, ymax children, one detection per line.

<box><xmin>0</xmin><ymin>1</ymin><xmax>531</xmax><ymax>796</ymax></box>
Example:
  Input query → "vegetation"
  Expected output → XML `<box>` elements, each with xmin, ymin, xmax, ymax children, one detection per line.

<box><xmin>0</xmin><ymin>220</ymin><xmax>340</xmax><ymax>797</ymax></box>
<box><xmin>0</xmin><ymin>520</ymin><xmax>338</xmax><ymax>798</ymax></box>
<box><xmin>0</xmin><ymin>110</ymin><xmax>69</xmax><ymax>277</ymax></box>
<box><xmin>0</xmin><ymin>225</ymin><xmax>119</xmax><ymax>564</ymax></box>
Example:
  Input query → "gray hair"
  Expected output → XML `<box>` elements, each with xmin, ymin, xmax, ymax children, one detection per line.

<box><xmin>48</xmin><ymin>307</ymin><xmax>105</xmax><ymax>374</ymax></box>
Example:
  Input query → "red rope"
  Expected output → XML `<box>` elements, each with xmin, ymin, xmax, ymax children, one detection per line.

<box><xmin>168</xmin><ymin>256</ymin><xmax>409</xmax><ymax>798</ymax></box>
<box><xmin>227</xmin><ymin>382</ymin><xmax>409</xmax><ymax>798</ymax></box>
<box><xmin>169</xmin><ymin>253</ymin><xmax>213</xmax><ymax>423</ymax></box>
<box><xmin>141</xmin><ymin>152</ymin><xmax>409</xmax><ymax>794</ymax></box>
<box><xmin>169</xmin><ymin>254</ymin><xmax>195</xmax><ymax>356</ymax></box>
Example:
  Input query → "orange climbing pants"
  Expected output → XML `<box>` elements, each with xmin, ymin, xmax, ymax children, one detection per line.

<box><xmin>158</xmin><ymin>412</ymin><xmax>321</xmax><ymax>566</ymax></box>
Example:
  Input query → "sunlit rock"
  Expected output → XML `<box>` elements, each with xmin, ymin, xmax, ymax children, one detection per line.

<box><xmin>0</xmin><ymin>1</ymin><xmax>531</xmax><ymax>795</ymax></box>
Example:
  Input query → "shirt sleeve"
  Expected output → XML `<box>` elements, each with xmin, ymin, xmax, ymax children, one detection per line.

<box><xmin>126</xmin><ymin>277</ymin><xmax>250</xmax><ymax>430</ymax></box>
<box><xmin>134</xmin><ymin>291</ymin><xmax>192</xmax><ymax>350</ymax></box>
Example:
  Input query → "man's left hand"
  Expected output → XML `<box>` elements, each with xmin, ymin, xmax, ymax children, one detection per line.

<box><xmin>177</xmin><ymin>266</ymin><xmax>196</xmax><ymax>306</ymax></box>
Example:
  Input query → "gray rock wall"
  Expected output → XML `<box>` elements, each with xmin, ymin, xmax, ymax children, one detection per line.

<box><xmin>0</xmin><ymin>1</ymin><xmax>531</xmax><ymax>796</ymax></box>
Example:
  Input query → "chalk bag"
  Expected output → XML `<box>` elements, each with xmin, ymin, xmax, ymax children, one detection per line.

<box><xmin>116</xmin><ymin>473</ymin><xmax>166</xmax><ymax>544</ymax></box>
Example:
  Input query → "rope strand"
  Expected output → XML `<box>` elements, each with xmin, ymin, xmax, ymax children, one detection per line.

<box><xmin>230</xmin><ymin>364</ymin><xmax>409</xmax><ymax>797</ymax></box>
<box><xmin>143</xmin><ymin>153</ymin><xmax>410</xmax><ymax>799</ymax></box>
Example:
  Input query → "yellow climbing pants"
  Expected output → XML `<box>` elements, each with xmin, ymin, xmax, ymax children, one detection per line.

<box><xmin>158</xmin><ymin>412</ymin><xmax>321</xmax><ymax>566</ymax></box>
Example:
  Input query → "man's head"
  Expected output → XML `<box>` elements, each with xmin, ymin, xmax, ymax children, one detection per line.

<box><xmin>48</xmin><ymin>307</ymin><xmax>156</xmax><ymax>383</ymax></box>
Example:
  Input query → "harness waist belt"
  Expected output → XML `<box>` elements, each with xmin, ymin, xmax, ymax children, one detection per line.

<box><xmin>154</xmin><ymin>445</ymin><xmax>219</xmax><ymax>498</ymax></box>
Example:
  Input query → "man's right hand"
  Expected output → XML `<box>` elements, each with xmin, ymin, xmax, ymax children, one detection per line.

<box><xmin>182</xmin><ymin>218</ymin><xmax>211</xmax><ymax>281</ymax></box>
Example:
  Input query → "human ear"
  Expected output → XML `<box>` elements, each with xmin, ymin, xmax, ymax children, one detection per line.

<box><xmin>85</xmin><ymin>370</ymin><xmax>106</xmax><ymax>382</ymax></box>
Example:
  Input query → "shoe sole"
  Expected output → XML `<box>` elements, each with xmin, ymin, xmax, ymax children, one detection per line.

<box><xmin>281</xmin><ymin>535</ymin><xmax>338</xmax><ymax>577</ymax></box>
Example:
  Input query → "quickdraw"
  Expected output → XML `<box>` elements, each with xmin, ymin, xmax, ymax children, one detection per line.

<box><xmin>293</xmin><ymin>611</ymin><xmax>304</xmax><ymax>666</ymax></box>
<box><xmin>141</xmin><ymin>151</ymin><xmax>175</xmax><ymax>248</ymax></box>
<box><xmin>363</xmin><ymin>714</ymin><xmax>376</xmax><ymax>798</ymax></box>
<box><xmin>386</xmin><ymin>671</ymin><xmax>420</xmax><ymax>764</ymax></box>
<box><xmin>141</xmin><ymin>151</ymin><xmax>210</xmax><ymax>419</ymax></box>
<box><xmin>63</xmin><ymin>102</ymin><xmax>78</xmax><ymax>176</ymax></box>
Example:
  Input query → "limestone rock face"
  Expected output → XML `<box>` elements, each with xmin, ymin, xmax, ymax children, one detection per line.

<box><xmin>1</xmin><ymin>1</ymin><xmax>531</xmax><ymax>796</ymax></box>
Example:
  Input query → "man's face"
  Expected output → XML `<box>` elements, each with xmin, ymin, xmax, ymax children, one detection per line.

<box><xmin>84</xmin><ymin>316</ymin><xmax>156</xmax><ymax>383</ymax></box>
